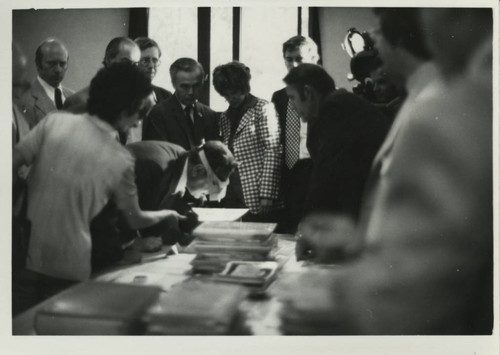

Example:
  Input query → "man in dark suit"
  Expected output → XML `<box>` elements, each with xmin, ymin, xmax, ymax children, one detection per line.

<box><xmin>271</xmin><ymin>36</ymin><xmax>319</xmax><ymax>233</ymax></box>
<box><xmin>130</xmin><ymin>37</ymin><xmax>173</xmax><ymax>143</ymax></box>
<box><xmin>284</xmin><ymin>64</ymin><xmax>389</xmax><ymax>220</ymax></box>
<box><xmin>127</xmin><ymin>140</ymin><xmax>234</xmax><ymax>243</ymax></box>
<box><xmin>18</xmin><ymin>38</ymin><xmax>74</xmax><ymax>128</ymax></box>
<box><xmin>143</xmin><ymin>58</ymin><xmax>219</xmax><ymax>150</ymax></box>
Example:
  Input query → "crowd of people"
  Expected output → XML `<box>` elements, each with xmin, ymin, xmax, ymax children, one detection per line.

<box><xmin>12</xmin><ymin>8</ymin><xmax>493</xmax><ymax>335</ymax></box>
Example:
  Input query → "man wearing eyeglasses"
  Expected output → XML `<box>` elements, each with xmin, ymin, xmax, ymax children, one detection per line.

<box><xmin>129</xmin><ymin>37</ymin><xmax>173</xmax><ymax>143</ymax></box>
<box><xmin>18</xmin><ymin>38</ymin><xmax>74</xmax><ymax>129</ymax></box>
<box><xmin>63</xmin><ymin>37</ymin><xmax>141</xmax><ymax>119</ymax></box>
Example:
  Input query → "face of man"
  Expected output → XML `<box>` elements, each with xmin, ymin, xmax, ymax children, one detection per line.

<box><xmin>115</xmin><ymin>97</ymin><xmax>148</xmax><ymax>133</ymax></box>
<box><xmin>37</xmin><ymin>42</ymin><xmax>68</xmax><ymax>88</ymax></box>
<box><xmin>284</xmin><ymin>45</ymin><xmax>318</xmax><ymax>72</ymax></box>
<box><xmin>172</xmin><ymin>69</ymin><xmax>203</xmax><ymax>106</ymax></box>
<box><xmin>368</xmin><ymin>67</ymin><xmax>399</xmax><ymax>103</ymax></box>
<box><xmin>138</xmin><ymin>46</ymin><xmax>161</xmax><ymax>81</ymax></box>
<box><xmin>109</xmin><ymin>43</ymin><xmax>141</xmax><ymax>66</ymax></box>
<box><xmin>286</xmin><ymin>84</ymin><xmax>314</xmax><ymax>122</ymax></box>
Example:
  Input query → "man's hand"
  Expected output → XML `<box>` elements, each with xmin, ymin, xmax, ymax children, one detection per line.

<box><xmin>295</xmin><ymin>213</ymin><xmax>360</xmax><ymax>263</ymax></box>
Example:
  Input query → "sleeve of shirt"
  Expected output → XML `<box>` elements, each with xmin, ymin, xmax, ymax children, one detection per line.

<box><xmin>111</xmin><ymin>157</ymin><xmax>139</xmax><ymax>211</ymax></box>
<box><xmin>15</xmin><ymin>113</ymin><xmax>50</xmax><ymax>165</ymax></box>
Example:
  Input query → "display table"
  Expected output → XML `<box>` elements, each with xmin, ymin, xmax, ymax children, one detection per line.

<box><xmin>12</xmin><ymin>234</ymin><xmax>302</xmax><ymax>335</ymax></box>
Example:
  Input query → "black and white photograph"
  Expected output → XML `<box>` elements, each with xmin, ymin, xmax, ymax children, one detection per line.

<box><xmin>4</xmin><ymin>0</ymin><xmax>499</xmax><ymax>353</ymax></box>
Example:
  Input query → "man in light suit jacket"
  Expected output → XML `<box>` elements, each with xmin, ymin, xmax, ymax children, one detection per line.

<box><xmin>143</xmin><ymin>58</ymin><xmax>219</xmax><ymax>150</ymax></box>
<box><xmin>18</xmin><ymin>39</ymin><xmax>74</xmax><ymax>128</ymax></box>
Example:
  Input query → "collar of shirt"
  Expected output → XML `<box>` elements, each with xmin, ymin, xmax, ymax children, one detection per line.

<box><xmin>173</xmin><ymin>158</ymin><xmax>189</xmax><ymax>196</ymax></box>
<box><xmin>37</xmin><ymin>76</ymin><xmax>64</xmax><ymax>104</ymax></box>
<box><xmin>86</xmin><ymin>114</ymin><xmax>120</xmax><ymax>140</ymax></box>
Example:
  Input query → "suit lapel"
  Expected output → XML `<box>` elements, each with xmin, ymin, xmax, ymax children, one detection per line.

<box><xmin>171</xmin><ymin>98</ymin><xmax>195</xmax><ymax>148</ymax></box>
<box><xmin>234</xmin><ymin>105</ymin><xmax>254</xmax><ymax>136</ymax></box>
<box><xmin>32</xmin><ymin>80</ymin><xmax>56</xmax><ymax>115</ymax></box>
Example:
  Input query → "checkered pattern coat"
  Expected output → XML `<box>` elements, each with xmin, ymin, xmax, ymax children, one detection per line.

<box><xmin>219</xmin><ymin>98</ymin><xmax>282</xmax><ymax>213</ymax></box>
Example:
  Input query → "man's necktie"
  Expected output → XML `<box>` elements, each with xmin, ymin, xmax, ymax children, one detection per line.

<box><xmin>55</xmin><ymin>88</ymin><xmax>63</xmax><ymax>110</ymax></box>
<box><xmin>285</xmin><ymin>99</ymin><xmax>301</xmax><ymax>169</ymax></box>
<box><xmin>184</xmin><ymin>105</ymin><xmax>196</xmax><ymax>139</ymax></box>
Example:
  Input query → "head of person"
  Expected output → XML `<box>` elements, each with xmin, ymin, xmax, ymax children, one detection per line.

<box><xmin>283</xmin><ymin>63</ymin><xmax>335</xmax><ymax>122</ymax></box>
<box><xmin>367</xmin><ymin>66</ymin><xmax>400</xmax><ymax>104</ymax></box>
<box><xmin>13</xmin><ymin>41</ymin><xmax>30</xmax><ymax>102</ymax></box>
<box><xmin>420</xmin><ymin>8</ymin><xmax>492</xmax><ymax>79</ymax></box>
<box><xmin>102</xmin><ymin>37</ymin><xmax>141</xmax><ymax>67</ymax></box>
<box><xmin>169</xmin><ymin>58</ymin><xmax>205</xmax><ymax>106</ymax></box>
<box><xmin>87</xmin><ymin>62</ymin><xmax>152</xmax><ymax>134</ymax></box>
<box><xmin>372</xmin><ymin>8</ymin><xmax>432</xmax><ymax>85</ymax></box>
<box><xmin>282</xmin><ymin>35</ymin><xmax>320</xmax><ymax>72</ymax></box>
<box><xmin>212</xmin><ymin>61</ymin><xmax>251</xmax><ymax>108</ymax></box>
<box><xmin>186</xmin><ymin>140</ymin><xmax>238</xmax><ymax>200</ymax></box>
<box><xmin>135</xmin><ymin>37</ymin><xmax>162</xmax><ymax>81</ymax></box>
<box><xmin>35</xmin><ymin>38</ymin><xmax>69</xmax><ymax>88</ymax></box>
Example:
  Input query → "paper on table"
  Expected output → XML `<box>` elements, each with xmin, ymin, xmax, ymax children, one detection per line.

<box><xmin>192</xmin><ymin>208</ymin><xmax>248</xmax><ymax>222</ymax></box>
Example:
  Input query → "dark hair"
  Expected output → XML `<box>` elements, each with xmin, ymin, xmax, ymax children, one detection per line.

<box><xmin>282</xmin><ymin>35</ymin><xmax>319</xmax><ymax>58</ymax></box>
<box><xmin>283</xmin><ymin>63</ymin><xmax>335</xmax><ymax>98</ymax></box>
<box><xmin>134</xmin><ymin>37</ymin><xmax>162</xmax><ymax>57</ymax></box>
<box><xmin>169</xmin><ymin>57</ymin><xmax>205</xmax><ymax>82</ymax></box>
<box><xmin>35</xmin><ymin>38</ymin><xmax>67</xmax><ymax>68</ymax></box>
<box><xmin>189</xmin><ymin>140</ymin><xmax>237</xmax><ymax>181</ymax></box>
<box><xmin>212</xmin><ymin>61</ymin><xmax>251</xmax><ymax>96</ymax></box>
<box><xmin>87</xmin><ymin>62</ymin><xmax>152</xmax><ymax>126</ymax></box>
<box><xmin>102</xmin><ymin>37</ymin><xmax>137</xmax><ymax>66</ymax></box>
<box><xmin>373</xmin><ymin>8</ymin><xmax>431</xmax><ymax>60</ymax></box>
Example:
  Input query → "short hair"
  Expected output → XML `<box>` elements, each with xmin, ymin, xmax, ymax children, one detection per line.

<box><xmin>212</xmin><ymin>61</ymin><xmax>251</xmax><ymax>96</ymax></box>
<box><xmin>169</xmin><ymin>57</ymin><xmax>205</xmax><ymax>82</ymax></box>
<box><xmin>373</xmin><ymin>8</ymin><xmax>432</xmax><ymax>61</ymax></box>
<box><xmin>134</xmin><ymin>37</ymin><xmax>162</xmax><ymax>57</ymax></box>
<box><xmin>283</xmin><ymin>63</ymin><xmax>335</xmax><ymax>97</ymax></box>
<box><xmin>282</xmin><ymin>35</ymin><xmax>319</xmax><ymax>57</ymax></box>
<box><xmin>102</xmin><ymin>37</ymin><xmax>137</xmax><ymax>66</ymax></box>
<box><xmin>189</xmin><ymin>141</ymin><xmax>237</xmax><ymax>181</ymax></box>
<box><xmin>87</xmin><ymin>62</ymin><xmax>153</xmax><ymax>126</ymax></box>
<box><xmin>35</xmin><ymin>38</ymin><xmax>67</xmax><ymax>68</ymax></box>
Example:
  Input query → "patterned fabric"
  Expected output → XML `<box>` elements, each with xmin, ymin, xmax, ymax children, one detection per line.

<box><xmin>284</xmin><ymin>100</ymin><xmax>301</xmax><ymax>169</ymax></box>
<box><xmin>219</xmin><ymin>97</ymin><xmax>282</xmax><ymax>213</ymax></box>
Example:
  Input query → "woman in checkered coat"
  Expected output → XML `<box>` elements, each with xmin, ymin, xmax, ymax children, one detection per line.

<box><xmin>213</xmin><ymin>61</ymin><xmax>282</xmax><ymax>221</ymax></box>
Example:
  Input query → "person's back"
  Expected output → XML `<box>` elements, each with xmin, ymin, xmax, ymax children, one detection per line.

<box><xmin>20</xmin><ymin>112</ymin><xmax>133</xmax><ymax>280</ymax></box>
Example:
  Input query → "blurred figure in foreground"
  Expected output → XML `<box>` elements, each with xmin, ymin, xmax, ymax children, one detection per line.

<box><xmin>284</xmin><ymin>8</ymin><xmax>493</xmax><ymax>335</ymax></box>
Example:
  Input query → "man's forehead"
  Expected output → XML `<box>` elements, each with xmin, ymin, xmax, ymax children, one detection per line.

<box><xmin>174</xmin><ymin>70</ymin><xmax>203</xmax><ymax>83</ymax></box>
<box><xmin>42</xmin><ymin>44</ymin><xmax>68</xmax><ymax>59</ymax></box>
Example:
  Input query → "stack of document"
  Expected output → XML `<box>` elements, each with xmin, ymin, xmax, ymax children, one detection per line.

<box><xmin>189</xmin><ymin>221</ymin><xmax>278</xmax><ymax>273</ymax></box>
<box><xmin>144</xmin><ymin>281</ymin><xmax>249</xmax><ymax>335</ymax></box>
<box><xmin>212</xmin><ymin>260</ymin><xmax>279</xmax><ymax>294</ymax></box>
<box><xmin>274</xmin><ymin>269</ymin><xmax>339</xmax><ymax>335</ymax></box>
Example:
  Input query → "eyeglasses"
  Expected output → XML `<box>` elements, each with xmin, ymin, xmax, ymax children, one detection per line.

<box><xmin>139</xmin><ymin>57</ymin><xmax>161</xmax><ymax>67</ymax></box>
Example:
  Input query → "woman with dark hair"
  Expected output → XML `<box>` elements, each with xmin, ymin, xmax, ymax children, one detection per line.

<box><xmin>213</xmin><ymin>61</ymin><xmax>282</xmax><ymax>221</ymax></box>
